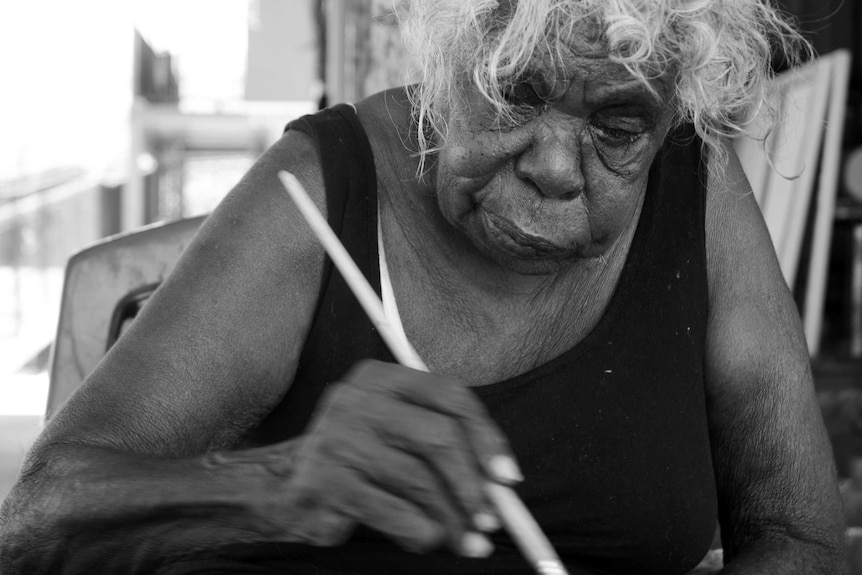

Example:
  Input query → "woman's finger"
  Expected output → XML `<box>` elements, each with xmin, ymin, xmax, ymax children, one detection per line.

<box><xmin>319</xmin><ymin>381</ymin><xmax>495</xmax><ymax>531</ymax></box>
<box><xmin>336</xmin><ymin>480</ymin><xmax>492</xmax><ymax>557</ymax></box>
<box><xmin>363</xmin><ymin>397</ymin><xmax>497</xmax><ymax>530</ymax></box>
<box><xmin>342</xmin><ymin>359</ymin><xmax>523</xmax><ymax>484</ymax></box>
<box><xmin>298</xmin><ymin>391</ymin><xmax>496</xmax><ymax>550</ymax></box>
<box><xmin>312</xmin><ymin>396</ymin><xmax>480</xmax><ymax>536</ymax></box>
<box><xmin>287</xmin><ymin>447</ymin><xmax>456</xmax><ymax>554</ymax></box>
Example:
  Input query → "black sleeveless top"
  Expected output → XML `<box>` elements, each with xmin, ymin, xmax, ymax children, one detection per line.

<box><xmin>176</xmin><ymin>104</ymin><xmax>718</xmax><ymax>575</ymax></box>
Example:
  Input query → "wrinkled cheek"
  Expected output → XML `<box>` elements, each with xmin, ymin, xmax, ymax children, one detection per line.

<box><xmin>440</xmin><ymin>134</ymin><xmax>512</xmax><ymax>180</ymax></box>
<box><xmin>581</xmin><ymin>144</ymin><xmax>648</xmax><ymax>251</ymax></box>
<box><xmin>587</xmin><ymin>133</ymin><xmax>654</xmax><ymax>179</ymax></box>
<box><xmin>433</xmin><ymin>172</ymin><xmax>501</xmax><ymax>237</ymax></box>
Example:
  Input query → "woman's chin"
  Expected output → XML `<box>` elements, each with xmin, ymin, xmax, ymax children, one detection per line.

<box><xmin>486</xmin><ymin>254</ymin><xmax>573</xmax><ymax>275</ymax></box>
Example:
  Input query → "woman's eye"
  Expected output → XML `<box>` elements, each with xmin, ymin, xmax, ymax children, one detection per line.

<box><xmin>591</xmin><ymin>123</ymin><xmax>643</xmax><ymax>147</ymax></box>
<box><xmin>501</xmin><ymin>82</ymin><xmax>545</xmax><ymax>108</ymax></box>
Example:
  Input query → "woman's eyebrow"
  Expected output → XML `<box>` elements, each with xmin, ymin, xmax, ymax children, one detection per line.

<box><xmin>584</xmin><ymin>81</ymin><xmax>659</xmax><ymax>107</ymax></box>
<box><xmin>584</xmin><ymin>82</ymin><xmax>659</xmax><ymax>107</ymax></box>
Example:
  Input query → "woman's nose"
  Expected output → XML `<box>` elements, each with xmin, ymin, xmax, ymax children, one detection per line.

<box><xmin>514</xmin><ymin>118</ymin><xmax>585</xmax><ymax>200</ymax></box>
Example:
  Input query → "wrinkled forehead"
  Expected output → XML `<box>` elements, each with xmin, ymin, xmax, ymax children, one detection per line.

<box><xmin>488</xmin><ymin>10</ymin><xmax>658</xmax><ymax>79</ymax></box>
<box><xmin>515</xmin><ymin>33</ymin><xmax>672</xmax><ymax>104</ymax></box>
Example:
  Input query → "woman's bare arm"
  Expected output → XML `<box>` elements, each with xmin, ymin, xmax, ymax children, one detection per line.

<box><xmin>0</xmin><ymin>126</ymin><xmax>514</xmax><ymax>574</ymax></box>
<box><xmin>0</xmin><ymin>129</ymin><xmax>330</xmax><ymax>573</ymax></box>
<box><xmin>704</xmin><ymin>146</ymin><xmax>845</xmax><ymax>573</ymax></box>
<box><xmin>45</xmin><ymin>129</ymin><xmax>329</xmax><ymax>457</ymax></box>
<box><xmin>0</xmin><ymin>442</ymin><xmax>304</xmax><ymax>574</ymax></box>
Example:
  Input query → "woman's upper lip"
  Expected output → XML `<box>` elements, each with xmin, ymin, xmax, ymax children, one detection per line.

<box><xmin>483</xmin><ymin>211</ymin><xmax>566</xmax><ymax>254</ymax></box>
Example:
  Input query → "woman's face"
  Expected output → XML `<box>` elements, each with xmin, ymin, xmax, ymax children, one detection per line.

<box><xmin>433</xmin><ymin>48</ymin><xmax>673</xmax><ymax>275</ymax></box>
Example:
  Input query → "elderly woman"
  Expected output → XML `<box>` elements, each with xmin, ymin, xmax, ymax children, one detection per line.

<box><xmin>0</xmin><ymin>1</ymin><xmax>845</xmax><ymax>574</ymax></box>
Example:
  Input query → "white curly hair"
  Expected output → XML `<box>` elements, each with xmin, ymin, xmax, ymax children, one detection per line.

<box><xmin>399</xmin><ymin>0</ymin><xmax>811</xmax><ymax>176</ymax></box>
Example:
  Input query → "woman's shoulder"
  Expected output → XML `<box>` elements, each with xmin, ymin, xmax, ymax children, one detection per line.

<box><xmin>43</xmin><ymin>128</ymin><xmax>334</xmax><ymax>454</ymax></box>
<box><xmin>355</xmin><ymin>86</ymin><xmax>414</xmax><ymax>126</ymax></box>
<box><xmin>354</xmin><ymin>87</ymin><xmax>427</xmax><ymax>197</ymax></box>
<box><xmin>354</xmin><ymin>88</ymin><xmax>414</xmax><ymax>152</ymax></box>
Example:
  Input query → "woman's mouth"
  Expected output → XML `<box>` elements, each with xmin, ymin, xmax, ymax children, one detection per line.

<box><xmin>481</xmin><ymin>210</ymin><xmax>570</xmax><ymax>258</ymax></box>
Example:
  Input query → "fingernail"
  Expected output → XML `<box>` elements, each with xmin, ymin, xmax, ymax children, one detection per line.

<box><xmin>460</xmin><ymin>531</ymin><xmax>494</xmax><ymax>558</ymax></box>
<box><xmin>473</xmin><ymin>511</ymin><xmax>501</xmax><ymax>532</ymax></box>
<box><xmin>489</xmin><ymin>455</ymin><xmax>524</xmax><ymax>484</ymax></box>
<box><xmin>536</xmin><ymin>559</ymin><xmax>569</xmax><ymax>575</ymax></box>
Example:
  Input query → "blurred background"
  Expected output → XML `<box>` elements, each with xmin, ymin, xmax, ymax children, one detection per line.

<box><xmin>0</xmin><ymin>0</ymin><xmax>416</xmax><ymax>497</ymax></box>
<box><xmin>2</xmin><ymin>0</ymin><xmax>862</xmax><ymax>566</ymax></box>
<box><xmin>0</xmin><ymin>0</ymin><xmax>312</xmax><ymax>410</ymax></box>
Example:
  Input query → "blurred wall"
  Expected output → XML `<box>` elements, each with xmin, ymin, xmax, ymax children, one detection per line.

<box><xmin>327</xmin><ymin>0</ymin><xmax>416</xmax><ymax>104</ymax></box>
<box><xmin>246</xmin><ymin>0</ymin><xmax>318</xmax><ymax>102</ymax></box>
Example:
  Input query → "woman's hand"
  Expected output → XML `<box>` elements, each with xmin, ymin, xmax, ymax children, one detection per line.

<box><xmin>0</xmin><ymin>359</ymin><xmax>519</xmax><ymax>574</ymax></box>
<box><xmin>280</xmin><ymin>359</ymin><xmax>521</xmax><ymax>556</ymax></box>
